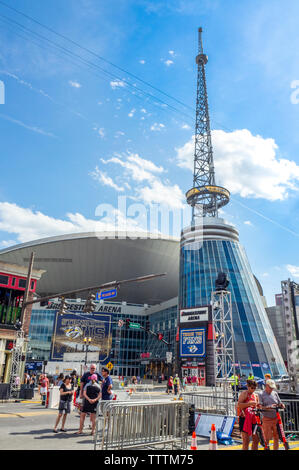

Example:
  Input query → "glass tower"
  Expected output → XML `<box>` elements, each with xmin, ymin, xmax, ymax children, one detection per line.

<box><xmin>179</xmin><ymin>217</ymin><xmax>287</xmax><ymax>378</ymax></box>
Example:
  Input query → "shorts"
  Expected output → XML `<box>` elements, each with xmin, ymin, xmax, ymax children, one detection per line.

<box><xmin>262</xmin><ymin>417</ymin><xmax>279</xmax><ymax>441</ymax></box>
<box><xmin>59</xmin><ymin>400</ymin><xmax>71</xmax><ymax>414</ymax></box>
<box><xmin>239</xmin><ymin>416</ymin><xmax>257</xmax><ymax>434</ymax></box>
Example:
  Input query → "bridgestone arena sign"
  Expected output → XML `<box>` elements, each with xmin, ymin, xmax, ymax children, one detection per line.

<box><xmin>47</xmin><ymin>302</ymin><xmax>122</xmax><ymax>313</ymax></box>
<box><xmin>180</xmin><ymin>306</ymin><xmax>209</xmax><ymax>324</ymax></box>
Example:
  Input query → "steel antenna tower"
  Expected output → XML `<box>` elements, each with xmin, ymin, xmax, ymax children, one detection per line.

<box><xmin>186</xmin><ymin>27</ymin><xmax>230</xmax><ymax>222</ymax></box>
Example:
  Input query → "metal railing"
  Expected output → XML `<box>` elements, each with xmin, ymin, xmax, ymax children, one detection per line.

<box><xmin>183</xmin><ymin>392</ymin><xmax>299</xmax><ymax>435</ymax></box>
<box><xmin>94</xmin><ymin>400</ymin><xmax>189</xmax><ymax>450</ymax></box>
<box><xmin>183</xmin><ymin>392</ymin><xmax>236</xmax><ymax>416</ymax></box>
<box><xmin>280</xmin><ymin>399</ymin><xmax>299</xmax><ymax>435</ymax></box>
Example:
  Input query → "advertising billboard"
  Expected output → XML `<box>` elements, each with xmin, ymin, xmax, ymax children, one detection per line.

<box><xmin>179</xmin><ymin>306</ymin><xmax>210</xmax><ymax>324</ymax></box>
<box><xmin>180</xmin><ymin>328</ymin><xmax>206</xmax><ymax>358</ymax></box>
<box><xmin>50</xmin><ymin>312</ymin><xmax>112</xmax><ymax>362</ymax></box>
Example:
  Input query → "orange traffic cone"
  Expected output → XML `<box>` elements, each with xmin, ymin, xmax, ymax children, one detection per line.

<box><xmin>190</xmin><ymin>431</ymin><xmax>198</xmax><ymax>450</ymax></box>
<box><xmin>209</xmin><ymin>424</ymin><xmax>218</xmax><ymax>450</ymax></box>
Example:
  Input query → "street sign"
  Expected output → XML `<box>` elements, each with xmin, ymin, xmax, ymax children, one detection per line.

<box><xmin>118</xmin><ymin>319</ymin><xmax>124</xmax><ymax>328</ymax></box>
<box><xmin>129</xmin><ymin>322</ymin><xmax>141</xmax><ymax>329</ymax></box>
<box><xmin>96</xmin><ymin>288</ymin><xmax>118</xmax><ymax>300</ymax></box>
<box><xmin>106</xmin><ymin>362</ymin><xmax>114</xmax><ymax>370</ymax></box>
<box><xmin>166</xmin><ymin>352</ymin><xmax>173</xmax><ymax>364</ymax></box>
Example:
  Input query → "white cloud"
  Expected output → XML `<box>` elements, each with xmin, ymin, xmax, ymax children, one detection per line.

<box><xmin>98</xmin><ymin>152</ymin><xmax>184</xmax><ymax>210</ymax></box>
<box><xmin>69</xmin><ymin>80</ymin><xmax>81</xmax><ymax>88</ymax></box>
<box><xmin>110</xmin><ymin>80</ymin><xmax>125</xmax><ymax>89</ymax></box>
<box><xmin>175</xmin><ymin>129</ymin><xmax>299</xmax><ymax>201</ymax></box>
<box><xmin>150</xmin><ymin>122</ymin><xmax>165</xmax><ymax>131</ymax></box>
<box><xmin>168</xmin><ymin>50</ymin><xmax>175</xmax><ymax>56</ymax></box>
<box><xmin>0</xmin><ymin>239</ymin><xmax>16</xmax><ymax>248</ymax></box>
<box><xmin>98</xmin><ymin>128</ymin><xmax>105</xmax><ymax>138</ymax></box>
<box><xmin>164</xmin><ymin>59</ymin><xmax>174</xmax><ymax>66</ymax></box>
<box><xmin>0</xmin><ymin>202</ymin><xmax>144</xmax><ymax>244</ymax></box>
<box><xmin>139</xmin><ymin>60</ymin><xmax>146</xmax><ymax>64</ymax></box>
<box><xmin>244</xmin><ymin>220</ymin><xmax>253</xmax><ymax>226</ymax></box>
<box><xmin>286</xmin><ymin>265</ymin><xmax>299</xmax><ymax>278</ymax></box>
<box><xmin>90</xmin><ymin>166</ymin><xmax>124</xmax><ymax>192</ymax></box>
<box><xmin>139</xmin><ymin>179</ymin><xmax>184</xmax><ymax>209</ymax></box>
<box><xmin>128</xmin><ymin>108</ymin><xmax>136</xmax><ymax>118</ymax></box>
<box><xmin>181</xmin><ymin>123</ymin><xmax>191</xmax><ymax>130</ymax></box>
<box><xmin>101</xmin><ymin>153</ymin><xmax>164</xmax><ymax>182</ymax></box>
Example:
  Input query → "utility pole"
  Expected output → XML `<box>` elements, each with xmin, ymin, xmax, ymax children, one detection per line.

<box><xmin>20</xmin><ymin>251</ymin><xmax>35</xmax><ymax>324</ymax></box>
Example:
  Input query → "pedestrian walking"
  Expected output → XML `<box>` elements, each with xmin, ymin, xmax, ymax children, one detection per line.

<box><xmin>167</xmin><ymin>376</ymin><xmax>173</xmax><ymax>394</ymax></box>
<box><xmin>237</xmin><ymin>379</ymin><xmax>260</xmax><ymax>450</ymax></box>
<box><xmin>55</xmin><ymin>373</ymin><xmax>64</xmax><ymax>387</ymax></box>
<box><xmin>38</xmin><ymin>374</ymin><xmax>49</xmax><ymax>405</ymax></box>
<box><xmin>53</xmin><ymin>375</ymin><xmax>74</xmax><ymax>433</ymax></box>
<box><xmin>183</xmin><ymin>376</ymin><xmax>188</xmax><ymax>391</ymax></box>
<box><xmin>77</xmin><ymin>374</ymin><xmax>101</xmax><ymax>436</ymax></box>
<box><xmin>230</xmin><ymin>373</ymin><xmax>239</xmax><ymax>401</ymax></box>
<box><xmin>173</xmin><ymin>374</ymin><xmax>180</xmax><ymax>395</ymax></box>
<box><xmin>257</xmin><ymin>379</ymin><xmax>285</xmax><ymax>450</ymax></box>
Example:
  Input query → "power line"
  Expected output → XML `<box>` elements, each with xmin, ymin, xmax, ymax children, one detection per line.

<box><xmin>0</xmin><ymin>12</ymin><xmax>194</xmax><ymax>123</ymax></box>
<box><xmin>0</xmin><ymin>0</ymin><xmax>195</xmax><ymax>113</ymax></box>
<box><xmin>0</xmin><ymin>2</ymin><xmax>235</xmax><ymax>133</ymax></box>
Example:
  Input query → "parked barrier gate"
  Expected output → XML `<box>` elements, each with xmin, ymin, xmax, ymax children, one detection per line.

<box><xmin>94</xmin><ymin>400</ymin><xmax>189</xmax><ymax>450</ymax></box>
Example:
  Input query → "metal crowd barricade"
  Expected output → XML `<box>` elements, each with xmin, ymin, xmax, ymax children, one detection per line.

<box><xmin>94</xmin><ymin>399</ymin><xmax>189</xmax><ymax>450</ymax></box>
<box><xmin>183</xmin><ymin>392</ymin><xmax>236</xmax><ymax>416</ymax></box>
<box><xmin>280</xmin><ymin>399</ymin><xmax>299</xmax><ymax>435</ymax></box>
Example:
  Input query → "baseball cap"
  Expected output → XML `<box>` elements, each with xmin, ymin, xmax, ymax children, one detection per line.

<box><xmin>90</xmin><ymin>374</ymin><xmax>98</xmax><ymax>381</ymax></box>
<box><xmin>266</xmin><ymin>379</ymin><xmax>276</xmax><ymax>389</ymax></box>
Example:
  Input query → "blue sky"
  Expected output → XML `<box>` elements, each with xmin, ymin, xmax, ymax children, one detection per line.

<box><xmin>0</xmin><ymin>0</ymin><xmax>298</xmax><ymax>305</ymax></box>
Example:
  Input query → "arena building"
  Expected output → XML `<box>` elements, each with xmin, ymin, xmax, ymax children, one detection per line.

<box><xmin>0</xmin><ymin>230</ymin><xmax>286</xmax><ymax>380</ymax></box>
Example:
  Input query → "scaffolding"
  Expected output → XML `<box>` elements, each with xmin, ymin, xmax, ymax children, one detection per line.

<box><xmin>9</xmin><ymin>328</ymin><xmax>25</xmax><ymax>397</ymax></box>
<box><xmin>211</xmin><ymin>290</ymin><xmax>235</xmax><ymax>398</ymax></box>
<box><xmin>281</xmin><ymin>279</ymin><xmax>299</xmax><ymax>394</ymax></box>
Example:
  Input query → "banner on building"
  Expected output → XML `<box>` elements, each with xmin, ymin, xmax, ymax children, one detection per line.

<box><xmin>180</xmin><ymin>328</ymin><xmax>206</xmax><ymax>358</ymax></box>
<box><xmin>179</xmin><ymin>306</ymin><xmax>210</xmax><ymax>324</ymax></box>
<box><xmin>50</xmin><ymin>312</ymin><xmax>112</xmax><ymax>362</ymax></box>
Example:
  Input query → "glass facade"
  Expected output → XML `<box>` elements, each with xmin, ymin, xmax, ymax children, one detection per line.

<box><xmin>179</xmin><ymin>220</ymin><xmax>287</xmax><ymax>378</ymax></box>
<box><xmin>28</xmin><ymin>309</ymin><xmax>56</xmax><ymax>360</ymax></box>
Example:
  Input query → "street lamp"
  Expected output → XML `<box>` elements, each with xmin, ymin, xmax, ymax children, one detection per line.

<box><xmin>83</xmin><ymin>337</ymin><xmax>92</xmax><ymax>366</ymax></box>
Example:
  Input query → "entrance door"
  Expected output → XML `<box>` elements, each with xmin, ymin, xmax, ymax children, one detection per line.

<box><xmin>198</xmin><ymin>367</ymin><xmax>206</xmax><ymax>386</ymax></box>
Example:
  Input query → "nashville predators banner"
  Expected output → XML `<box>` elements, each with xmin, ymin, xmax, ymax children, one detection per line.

<box><xmin>50</xmin><ymin>312</ymin><xmax>112</xmax><ymax>362</ymax></box>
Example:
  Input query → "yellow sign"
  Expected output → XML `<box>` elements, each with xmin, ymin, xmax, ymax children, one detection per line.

<box><xmin>106</xmin><ymin>362</ymin><xmax>113</xmax><ymax>370</ymax></box>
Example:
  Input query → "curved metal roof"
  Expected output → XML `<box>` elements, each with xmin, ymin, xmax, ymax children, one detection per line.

<box><xmin>0</xmin><ymin>232</ymin><xmax>180</xmax><ymax>305</ymax></box>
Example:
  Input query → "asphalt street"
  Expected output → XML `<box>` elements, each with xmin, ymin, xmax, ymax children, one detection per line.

<box><xmin>1</xmin><ymin>398</ymin><xmax>298</xmax><ymax>451</ymax></box>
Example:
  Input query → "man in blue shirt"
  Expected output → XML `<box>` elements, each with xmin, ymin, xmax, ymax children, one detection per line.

<box><xmin>101</xmin><ymin>367</ymin><xmax>113</xmax><ymax>400</ymax></box>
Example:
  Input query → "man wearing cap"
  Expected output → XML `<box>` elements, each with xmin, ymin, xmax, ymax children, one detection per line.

<box><xmin>101</xmin><ymin>367</ymin><xmax>113</xmax><ymax>400</ymax></box>
<box><xmin>257</xmin><ymin>379</ymin><xmax>285</xmax><ymax>450</ymax></box>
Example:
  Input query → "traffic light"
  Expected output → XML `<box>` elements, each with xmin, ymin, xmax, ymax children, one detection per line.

<box><xmin>145</xmin><ymin>320</ymin><xmax>150</xmax><ymax>331</ymax></box>
<box><xmin>125</xmin><ymin>318</ymin><xmax>131</xmax><ymax>329</ymax></box>
<box><xmin>158</xmin><ymin>333</ymin><xmax>164</xmax><ymax>341</ymax></box>
<box><xmin>83</xmin><ymin>293</ymin><xmax>96</xmax><ymax>313</ymax></box>
<box><xmin>58</xmin><ymin>297</ymin><xmax>67</xmax><ymax>316</ymax></box>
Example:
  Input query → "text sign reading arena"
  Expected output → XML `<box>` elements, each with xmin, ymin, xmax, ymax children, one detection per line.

<box><xmin>180</xmin><ymin>306</ymin><xmax>209</xmax><ymax>324</ymax></box>
<box><xmin>180</xmin><ymin>328</ymin><xmax>206</xmax><ymax>358</ymax></box>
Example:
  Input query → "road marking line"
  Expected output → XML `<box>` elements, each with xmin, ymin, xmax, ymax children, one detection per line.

<box><xmin>0</xmin><ymin>410</ymin><xmax>57</xmax><ymax>418</ymax></box>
